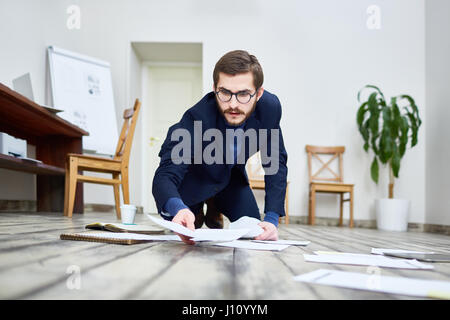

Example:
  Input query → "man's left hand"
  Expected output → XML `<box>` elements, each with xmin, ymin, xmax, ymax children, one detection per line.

<box><xmin>254</xmin><ymin>221</ymin><xmax>278</xmax><ymax>241</ymax></box>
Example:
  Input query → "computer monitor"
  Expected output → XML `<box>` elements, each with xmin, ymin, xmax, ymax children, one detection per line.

<box><xmin>12</xmin><ymin>73</ymin><xmax>34</xmax><ymax>101</ymax></box>
<box><xmin>11</xmin><ymin>73</ymin><xmax>62</xmax><ymax>113</ymax></box>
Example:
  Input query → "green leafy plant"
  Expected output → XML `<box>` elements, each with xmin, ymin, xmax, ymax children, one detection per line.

<box><xmin>356</xmin><ymin>85</ymin><xmax>422</xmax><ymax>198</ymax></box>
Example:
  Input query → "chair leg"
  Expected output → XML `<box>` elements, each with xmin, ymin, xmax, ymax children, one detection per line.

<box><xmin>339</xmin><ymin>193</ymin><xmax>344</xmax><ymax>226</ymax></box>
<box><xmin>308</xmin><ymin>187</ymin><xmax>312</xmax><ymax>224</ymax></box>
<box><xmin>285</xmin><ymin>183</ymin><xmax>289</xmax><ymax>225</ymax></box>
<box><xmin>121</xmin><ymin>168</ymin><xmax>130</xmax><ymax>204</ymax></box>
<box><xmin>310</xmin><ymin>186</ymin><xmax>316</xmax><ymax>225</ymax></box>
<box><xmin>63</xmin><ymin>160</ymin><xmax>70</xmax><ymax>216</ymax></box>
<box><xmin>113</xmin><ymin>173</ymin><xmax>122</xmax><ymax>220</ymax></box>
<box><xmin>66</xmin><ymin>157</ymin><xmax>78</xmax><ymax>218</ymax></box>
<box><xmin>349</xmin><ymin>188</ymin><xmax>354</xmax><ymax>228</ymax></box>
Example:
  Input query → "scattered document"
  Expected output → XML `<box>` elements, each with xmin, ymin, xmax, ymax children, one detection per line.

<box><xmin>210</xmin><ymin>240</ymin><xmax>289</xmax><ymax>251</ymax></box>
<box><xmin>293</xmin><ymin>269</ymin><xmax>450</xmax><ymax>299</ymax></box>
<box><xmin>146</xmin><ymin>214</ymin><xmax>309</xmax><ymax>251</ymax></box>
<box><xmin>191</xmin><ymin>228</ymin><xmax>251</xmax><ymax>242</ymax></box>
<box><xmin>229</xmin><ymin>216</ymin><xmax>263</xmax><ymax>238</ymax></box>
<box><xmin>371</xmin><ymin>248</ymin><xmax>435</xmax><ymax>255</ymax></box>
<box><xmin>314</xmin><ymin>251</ymin><xmax>355</xmax><ymax>255</ymax></box>
<box><xmin>146</xmin><ymin>214</ymin><xmax>196</xmax><ymax>237</ymax></box>
<box><xmin>304</xmin><ymin>252</ymin><xmax>434</xmax><ymax>269</ymax></box>
<box><xmin>146</xmin><ymin>214</ymin><xmax>250</xmax><ymax>242</ymax></box>
<box><xmin>252</xmin><ymin>239</ymin><xmax>310</xmax><ymax>246</ymax></box>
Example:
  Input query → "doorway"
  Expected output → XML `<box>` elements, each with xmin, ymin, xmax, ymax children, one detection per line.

<box><xmin>141</xmin><ymin>63</ymin><xmax>202</xmax><ymax>213</ymax></box>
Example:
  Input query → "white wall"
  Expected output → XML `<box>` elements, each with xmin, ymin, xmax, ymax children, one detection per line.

<box><xmin>425</xmin><ymin>0</ymin><xmax>450</xmax><ymax>226</ymax></box>
<box><xmin>0</xmin><ymin>0</ymin><xmax>432</xmax><ymax>225</ymax></box>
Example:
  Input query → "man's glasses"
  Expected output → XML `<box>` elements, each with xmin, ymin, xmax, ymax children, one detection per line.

<box><xmin>215</xmin><ymin>88</ymin><xmax>257</xmax><ymax>104</ymax></box>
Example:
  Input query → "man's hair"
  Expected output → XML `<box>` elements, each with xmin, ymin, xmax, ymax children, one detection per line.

<box><xmin>213</xmin><ymin>50</ymin><xmax>264</xmax><ymax>90</ymax></box>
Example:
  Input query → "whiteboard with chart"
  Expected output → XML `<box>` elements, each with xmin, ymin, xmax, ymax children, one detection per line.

<box><xmin>47</xmin><ymin>46</ymin><xmax>118</xmax><ymax>155</ymax></box>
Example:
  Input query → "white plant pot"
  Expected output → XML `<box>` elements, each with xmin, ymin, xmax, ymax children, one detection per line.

<box><xmin>375</xmin><ymin>198</ymin><xmax>410</xmax><ymax>232</ymax></box>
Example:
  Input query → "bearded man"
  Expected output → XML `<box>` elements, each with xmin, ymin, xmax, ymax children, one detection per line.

<box><xmin>152</xmin><ymin>50</ymin><xmax>288</xmax><ymax>244</ymax></box>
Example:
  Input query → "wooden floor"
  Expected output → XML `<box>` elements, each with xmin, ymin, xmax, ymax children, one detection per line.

<box><xmin>1</xmin><ymin>211</ymin><xmax>450</xmax><ymax>300</ymax></box>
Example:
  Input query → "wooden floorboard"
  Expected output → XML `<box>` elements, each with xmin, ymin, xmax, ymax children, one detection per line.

<box><xmin>134</xmin><ymin>244</ymin><xmax>236</xmax><ymax>299</ymax></box>
<box><xmin>0</xmin><ymin>212</ymin><xmax>449</xmax><ymax>300</ymax></box>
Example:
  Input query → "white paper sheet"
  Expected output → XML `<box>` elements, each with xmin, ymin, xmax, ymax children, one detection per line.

<box><xmin>146</xmin><ymin>214</ymin><xmax>250</xmax><ymax>242</ymax></box>
<box><xmin>371</xmin><ymin>248</ymin><xmax>435</xmax><ymax>255</ymax></box>
<box><xmin>304</xmin><ymin>252</ymin><xmax>434</xmax><ymax>269</ymax></box>
<box><xmin>228</xmin><ymin>216</ymin><xmax>264</xmax><ymax>238</ymax></box>
<box><xmin>210</xmin><ymin>240</ymin><xmax>290</xmax><ymax>251</ymax></box>
<box><xmin>146</xmin><ymin>214</ymin><xmax>196</xmax><ymax>237</ymax></box>
<box><xmin>252</xmin><ymin>239</ymin><xmax>310</xmax><ymax>246</ymax></box>
<box><xmin>293</xmin><ymin>269</ymin><xmax>450</xmax><ymax>299</ymax></box>
<box><xmin>190</xmin><ymin>228</ymin><xmax>251</xmax><ymax>242</ymax></box>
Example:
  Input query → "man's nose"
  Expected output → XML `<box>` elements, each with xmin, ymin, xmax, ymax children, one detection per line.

<box><xmin>229</xmin><ymin>95</ymin><xmax>240</xmax><ymax>108</ymax></box>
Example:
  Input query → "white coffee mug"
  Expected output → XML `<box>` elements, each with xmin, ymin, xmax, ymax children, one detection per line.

<box><xmin>120</xmin><ymin>204</ymin><xmax>137</xmax><ymax>224</ymax></box>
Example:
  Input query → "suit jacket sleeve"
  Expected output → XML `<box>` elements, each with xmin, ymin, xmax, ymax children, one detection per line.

<box><xmin>262</xmin><ymin>95</ymin><xmax>288</xmax><ymax>217</ymax></box>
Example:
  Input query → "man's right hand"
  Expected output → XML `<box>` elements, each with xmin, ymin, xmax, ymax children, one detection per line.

<box><xmin>172</xmin><ymin>208</ymin><xmax>196</xmax><ymax>245</ymax></box>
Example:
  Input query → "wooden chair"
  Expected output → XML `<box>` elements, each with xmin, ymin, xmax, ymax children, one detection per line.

<box><xmin>246</xmin><ymin>151</ymin><xmax>290</xmax><ymax>225</ymax></box>
<box><xmin>64</xmin><ymin>99</ymin><xmax>141</xmax><ymax>218</ymax></box>
<box><xmin>305</xmin><ymin>145</ymin><xmax>354</xmax><ymax>227</ymax></box>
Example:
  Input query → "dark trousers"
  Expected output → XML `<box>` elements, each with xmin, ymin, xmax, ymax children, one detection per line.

<box><xmin>168</xmin><ymin>167</ymin><xmax>261</xmax><ymax>223</ymax></box>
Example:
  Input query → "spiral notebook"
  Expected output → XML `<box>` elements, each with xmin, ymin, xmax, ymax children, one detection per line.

<box><xmin>85</xmin><ymin>222</ymin><xmax>164</xmax><ymax>234</ymax></box>
<box><xmin>60</xmin><ymin>232</ymin><xmax>180</xmax><ymax>245</ymax></box>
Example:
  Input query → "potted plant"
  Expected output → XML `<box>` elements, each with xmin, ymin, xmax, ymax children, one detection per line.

<box><xmin>356</xmin><ymin>85</ymin><xmax>422</xmax><ymax>231</ymax></box>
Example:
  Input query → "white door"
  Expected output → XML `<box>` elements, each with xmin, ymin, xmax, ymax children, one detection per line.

<box><xmin>142</xmin><ymin>65</ymin><xmax>202</xmax><ymax>213</ymax></box>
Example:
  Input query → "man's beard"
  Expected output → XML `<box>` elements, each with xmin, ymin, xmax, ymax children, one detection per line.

<box><xmin>215</xmin><ymin>97</ymin><xmax>257</xmax><ymax>127</ymax></box>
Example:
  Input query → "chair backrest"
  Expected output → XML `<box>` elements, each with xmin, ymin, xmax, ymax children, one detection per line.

<box><xmin>305</xmin><ymin>145</ymin><xmax>345</xmax><ymax>183</ymax></box>
<box><xmin>114</xmin><ymin>99</ymin><xmax>141</xmax><ymax>163</ymax></box>
<box><xmin>246</xmin><ymin>151</ymin><xmax>265</xmax><ymax>181</ymax></box>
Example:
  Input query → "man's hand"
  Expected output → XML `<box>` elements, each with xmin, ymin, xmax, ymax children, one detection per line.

<box><xmin>254</xmin><ymin>221</ymin><xmax>278</xmax><ymax>241</ymax></box>
<box><xmin>172</xmin><ymin>208</ymin><xmax>196</xmax><ymax>245</ymax></box>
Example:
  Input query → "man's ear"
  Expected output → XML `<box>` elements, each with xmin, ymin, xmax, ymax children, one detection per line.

<box><xmin>256</xmin><ymin>87</ymin><xmax>264</xmax><ymax>101</ymax></box>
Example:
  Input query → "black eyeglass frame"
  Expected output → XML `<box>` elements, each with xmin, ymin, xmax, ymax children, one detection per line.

<box><xmin>214</xmin><ymin>88</ymin><xmax>259</xmax><ymax>104</ymax></box>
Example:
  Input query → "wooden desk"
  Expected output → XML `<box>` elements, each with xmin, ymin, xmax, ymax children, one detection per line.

<box><xmin>0</xmin><ymin>82</ymin><xmax>88</xmax><ymax>213</ymax></box>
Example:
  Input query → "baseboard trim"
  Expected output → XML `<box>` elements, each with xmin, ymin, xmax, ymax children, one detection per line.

<box><xmin>283</xmin><ymin>216</ymin><xmax>450</xmax><ymax>236</ymax></box>
<box><xmin>408</xmin><ymin>222</ymin><xmax>450</xmax><ymax>236</ymax></box>
<box><xmin>0</xmin><ymin>200</ymin><xmax>36</xmax><ymax>212</ymax></box>
<box><xmin>282</xmin><ymin>216</ymin><xmax>377</xmax><ymax>229</ymax></box>
<box><xmin>83</xmin><ymin>203</ymin><xmax>144</xmax><ymax>214</ymax></box>
<box><xmin>1</xmin><ymin>200</ymin><xmax>448</xmax><ymax>235</ymax></box>
<box><xmin>0</xmin><ymin>200</ymin><xmax>144</xmax><ymax>215</ymax></box>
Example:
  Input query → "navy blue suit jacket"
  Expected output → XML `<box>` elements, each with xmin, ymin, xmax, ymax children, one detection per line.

<box><xmin>152</xmin><ymin>90</ymin><xmax>288</xmax><ymax>217</ymax></box>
